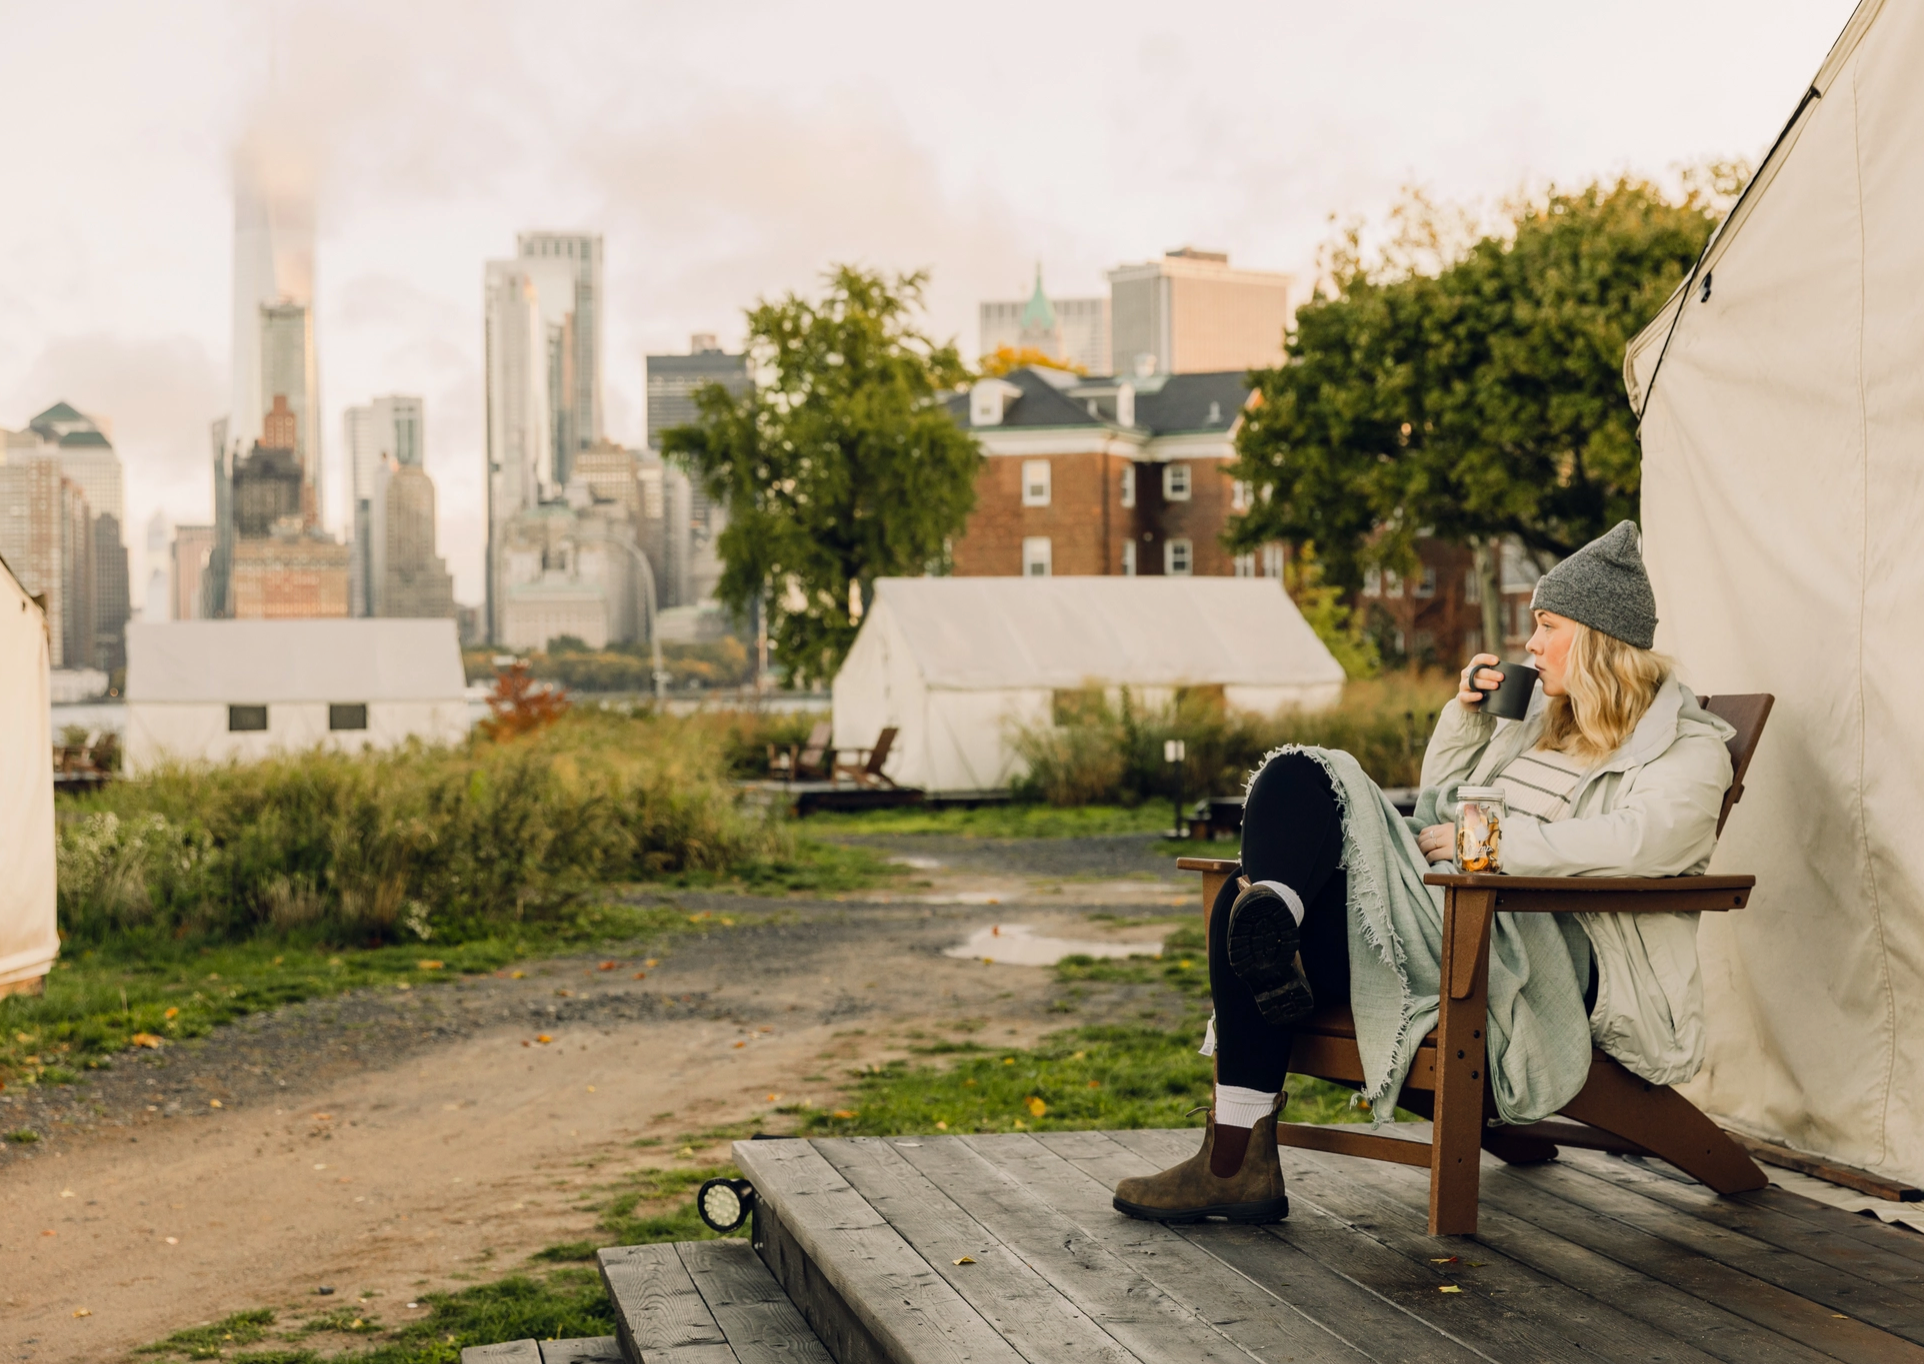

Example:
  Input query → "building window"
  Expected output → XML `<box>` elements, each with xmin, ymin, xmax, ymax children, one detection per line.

<box><xmin>1122</xmin><ymin>541</ymin><xmax>1136</xmax><ymax>576</ymax></box>
<box><xmin>1120</xmin><ymin>464</ymin><xmax>1136</xmax><ymax>509</ymax></box>
<box><xmin>1021</xmin><ymin>460</ymin><xmax>1052</xmax><ymax>507</ymax></box>
<box><xmin>1415</xmin><ymin>567</ymin><xmax>1437</xmax><ymax>599</ymax></box>
<box><xmin>1023</xmin><ymin>536</ymin><xmax>1052</xmax><ymax>577</ymax></box>
<box><xmin>1383</xmin><ymin>570</ymin><xmax>1403</xmax><ymax>598</ymax></box>
<box><xmin>1231</xmin><ymin>479</ymin><xmax>1250</xmax><ymax>512</ymax></box>
<box><xmin>1465</xmin><ymin>568</ymin><xmax>1483</xmax><ymax>604</ymax></box>
<box><xmin>1262</xmin><ymin>544</ymin><xmax>1285</xmax><ymax>579</ymax></box>
<box><xmin>228</xmin><ymin>704</ymin><xmax>268</xmax><ymax>732</ymax></box>
<box><xmin>1164</xmin><ymin>463</ymin><xmax>1192</xmax><ymax>501</ymax></box>
<box><xmin>1363</xmin><ymin>567</ymin><xmax>1382</xmax><ymax>597</ymax></box>
<box><xmin>1165</xmin><ymin>538</ymin><xmax>1193</xmax><ymax>575</ymax></box>
<box><xmin>329</xmin><ymin>703</ymin><xmax>369</xmax><ymax>731</ymax></box>
<box><xmin>1233</xmin><ymin>552</ymin><xmax>1255</xmax><ymax>578</ymax></box>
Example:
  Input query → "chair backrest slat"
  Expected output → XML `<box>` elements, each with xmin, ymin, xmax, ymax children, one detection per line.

<box><xmin>800</xmin><ymin>721</ymin><xmax>833</xmax><ymax>761</ymax></box>
<box><xmin>866</xmin><ymin>726</ymin><xmax>899</xmax><ymax>775</ymax></box>
<box><xmin>1697</xmin><ymin>693</ymin><xmax>1775</xmax><ymax>836</ymax></box>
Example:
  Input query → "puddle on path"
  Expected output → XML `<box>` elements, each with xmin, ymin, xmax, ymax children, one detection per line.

<box><xmin>943</xmin><ymin>923</ymin><xmax>1162</xmax><ymax>967</ymax></box>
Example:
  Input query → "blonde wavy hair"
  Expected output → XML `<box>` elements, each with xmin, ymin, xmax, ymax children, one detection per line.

<box><xmin>1539</xmin><ymin>620</ymin><xmax>1669</xmax><ymax>762</ymax></box>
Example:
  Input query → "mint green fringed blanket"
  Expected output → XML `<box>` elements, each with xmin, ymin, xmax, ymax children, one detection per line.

<box><xmin>1271</xmin><ymin>746</ymin><xmax>1592</xmax><ymax>1126</ymax></box>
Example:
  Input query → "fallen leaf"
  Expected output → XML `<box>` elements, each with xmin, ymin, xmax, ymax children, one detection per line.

<box><xmin>314</xmin><ymin>1164</ymin><xmax>328</xmax><ymax>1170</ymax></box>
<box><xmin>598</xmin><ymin>961</ymin><xmax>617</xmax><ymax>971</ymax></box>
<box><xmin>732</xmin><ymin>1041</ymin><xmax>747</xmax><ymax>1049</ymax></box>
<box><xmin>1466</xmin><ymin>1261</ymin><xmax>1486</xmax><ymax>1268</ymax></box>
<box><xmin>935</xmin><ymin>1121</ymin><xmax>948</xmax><ymax>1130</ymax></box>
<box><xmin>766</xmin><ymin>1094</ymin><xmax>780</xmax><ymax>1102</ymax></box>
<box><xmin>832</xmin><ymin>1110</ymin><xmax>857</xmax><ymax>1120</ymax></box>
<box><xmin>164</xmin><ymin>1236</ymin><xmax>178</xmax><ymax>1245</ymax></box>
<box><xmin>163</xmin><ymin>1008</ymin><xmax>179</xmax><ymax>1020</ymax></box>
<box><xmin>536</xmin><ymin>1035</ymin><xmax>553</xmax><ymax>1044</ymax></box>
<box><xmin>510</xmin><ymin>970</ymin><xmax>526</xmax><ymax>979</ymax></box>
<box><xmin>313</xmin><ymin>1113</ymin><xmax>332</xmax><ymax>1121</ymax></box>
<box><xmin>980</xmin><ymin>957</ymin><xmax>994</xmax><ymax>965</ymax></box>
<box><xmin>60</xmin><ymin>1189</ymin><xmax>74</xmax><ymax>1198</ymax></box>
<box><xmin>1087</xmin><ymin>1080</ymin><xmax>1101</xmax><ymax>1089</ymax></box>
<box><xmin>417</xmin><ymin>960</ymin><xmax>444</xmax><ymax>971</ymax></box>
<box><xmin>1013</xmin><ymin>1118</ymin><xmax>1027</xmax><ymax>1129</ymax></box>
<box><xmin>41</xmin><ymin>1229</ymin><xmax>55</xmax><ymax>1237</ymax></box>
<box><xmin>1002</xmin><ymin>1058</ymin><xmax>1015</xmax><ymax>1066</ymax></box>
<box><xmin>632</xmin><ymin>971</ymin><xmax>647</xmax><ymax>980</ymax></box>
<box><xmin>991</xmin><ymin>925</ymin><xmax>1001</xmax><ymax>936</ymax></box>
<box><xmin>953</xmin><ymin>1256</ymin><xmax>976</xmax><ymax>1265</ymax></box>
<box><xmin>720</xmin><ymin>916</ymin><xmax>735</xmax><ymax>926</ymax></box>
<box><xmin>73</xmin><ymin>1308</ymin><xmax>90</xmax><ymax>1317</ymax></box>
<box><xmin>1430</xmin><ymin>1256</ymin><xmax>1459</xmax><ymax>1264</ymax></box>
<box><xmin>1438</xmin><ymin>1285</ymin><xmax>1462</xmax><ymax>1294</ymax></box>
<box><xmin>645</xmin><ymin>958</ymin><xmax>659</xmax><ymax>967</ymax></box>
<box><xmin>586</xmin><ymin>1085</ymin><xmax>596</xmax><ymax>1093</ymax></box>
<box><xmin>13</xmin><ymin>1032</ymin><xmax>31</xmax><ymax>1043</ymax></box>
<box><xmin>130</xmin><ymin>1033</ymin><xmax>164</xmax><ymax>1049</ymax></box>
<box><xmin>1025</xmin><ymin>1096</ymin><xmax>1048</xmax><ymax>1118</ymax></box>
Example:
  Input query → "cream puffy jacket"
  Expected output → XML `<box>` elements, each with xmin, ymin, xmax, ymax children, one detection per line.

<box><xmin>1417</xmin><ymin>676</ymin><xmax>1735</xmax><ymax>1086</ymax></box>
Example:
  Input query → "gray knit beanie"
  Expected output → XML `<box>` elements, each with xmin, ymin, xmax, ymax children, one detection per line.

<box><xmin>1529</xmin><ymin>520</ymin><xmax>1658</xmax><ymax>649</ymax></box>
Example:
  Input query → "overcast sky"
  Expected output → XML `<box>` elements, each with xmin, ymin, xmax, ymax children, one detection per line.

<box><xmin>0</xmin><ymin>0</ymin><xmax>1861</xmax><ymax>604</ymax></box>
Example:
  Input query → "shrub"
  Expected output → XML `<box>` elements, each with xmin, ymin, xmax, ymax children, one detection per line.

<box><xmin>1010</xmin><ymin>672</ymin><xmax>1454</xmax><ymax>806</ymax></box>
<box><xmin>56</xmin><ymin>710</ymin><xmax>792</xmax><ymax>946</ymax></box>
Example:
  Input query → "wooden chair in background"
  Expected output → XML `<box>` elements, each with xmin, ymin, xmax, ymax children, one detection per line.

<box><xmin>834</xmin><ymin>726</ymin><xmax>899</xmax><ymax>789</ymax></box>
<box><xmin>768</xmin><ymin>721</ymin><xmax>834</xmax><ymax>783</ymax></box>
<box><xmin>1177</xmin><ymin>693</ymin><xmax>1775</xmax><ymax>1235</ymax></box>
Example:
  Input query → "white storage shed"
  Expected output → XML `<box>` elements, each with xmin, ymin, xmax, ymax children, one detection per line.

<box><xmin>832</xmin><ymin>577</ymin><xmax>1345</xmax><ymax>793</ymax></box>
<box><xmin>1626</xmin><ymin>0</ymin><xmax>1924</xmax><ymax>1185</ymax></box>
<box><xmin>124</xmin><ymin>619</ymin><xmax>470</xmax><ymax>773</ymax></box>
<box><xmin>0</xmin><ymin>556</ymin><xmax>57</xmax><ymax>994</ymax></box>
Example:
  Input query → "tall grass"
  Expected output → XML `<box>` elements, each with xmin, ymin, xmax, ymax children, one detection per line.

<box><xmin>55</xmin><ymin>710</ymin><xmax>793</xmax><ymax>947</ymax></box>
<box><xmin>1011</xmin><ymin>672</ymin><xmax>1456</xmax><ymax>806</ymax></box>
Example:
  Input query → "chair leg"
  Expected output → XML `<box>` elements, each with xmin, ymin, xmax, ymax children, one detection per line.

<box><xmin>1480</xmin><ymin>1127</ymin><xmax>1559</xmax><ymax>1166</ymax></box>
<box><xmin>1429</xmin><ymin>888</ymin><xmax>1496</xmax><ymax>1235</ymax></box>
<box><xmin>1558</xmin><ymin>1056</ymin><xmax>1767</xmax><ymax>1194</ymax></box>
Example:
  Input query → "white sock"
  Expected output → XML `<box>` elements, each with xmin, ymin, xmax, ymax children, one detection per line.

<box><xmin>1215</xmin><ymin>1083</ymin><xmax>1279</xmax><ymax>1130</ymax></box>
<box><xmin>1252</xmin><ymin>880</ymin><xmax>1306</xmax><ymax>926</ymax></box>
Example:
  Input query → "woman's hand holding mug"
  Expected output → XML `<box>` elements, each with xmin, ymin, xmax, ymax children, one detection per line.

<box><xmin>1458</xmin><ymin>654</ymin><xmax>1504</xmax><ymax>707</ymax></box>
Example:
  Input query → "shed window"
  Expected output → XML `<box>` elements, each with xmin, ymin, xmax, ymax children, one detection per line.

<box><xmin>330</xmin><ymin>703</ymin><xmax>369</xmax><ymax>731</ymax></box>
<box><xmin>228</xmin><ymin>704</ymin><xmax>268</xmax><ymax>732</ymax></box>
<box><xmin>1163</xmin><ymin>463</ymin><xmax>1192</xmax><ymax>501</ymax></box>
<box><xmin>1021</xmin><ymin>460</ymin><xmax>1052</xmax><ymax>507</ymax></box>
<box><xmin>1165</xmin><ymin>538</ymin><xmax>1194</xmax><ymax>576</ymax></box>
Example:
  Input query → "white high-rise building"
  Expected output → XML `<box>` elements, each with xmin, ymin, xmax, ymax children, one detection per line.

<box><xmin>344</xmin><ymin>395</ymin><xmax>425</xmax><ymax>616</ymax></box>
<box><xmin>228</xmin><ymin>150</ymin><xmax>320</xmax><ymax>519</ymax></box>
<box><xmin>979</xmin><ymin>267</ymin><xmax>1111</xmax><ymax>376</ymax></box>
<box><xmin>516</xmin><ymin>232</ymin><xmax>604</xmax><ymax>485</ymax></box>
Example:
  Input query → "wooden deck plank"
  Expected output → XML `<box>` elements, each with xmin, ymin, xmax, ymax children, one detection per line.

<box><xmin>884</xmin><ymin>1133</ymin><xmax>1315</xmax><ymax>1363</ymax></box>
<box><xmin>599</xmin><ymin>1242</ymin><xmax>732</xmax><ymax>1361</ymax></box>
<box><xmin>537</xmin><ymin>1340</ymin><xmax>626</xmax><ymax>1363</ymax></box>
<box><xmin>461</xmin><ymin>1343</ymin><xmax>543</xmax><ymax>1364</ymax></box>
<box><xmin>1469</xmin><ymin>1162</ymin><xmax>1924</xmax><ymax>1364</ymax></box>
<box><xmin>1119</xmin><ymin>1128</ymin><xmax>1729</xmax><ymax>1364</ymax></box>
<box><xmin>1560</xmin><ymin>1147</ymin><xmax>1924</xmax><ymax>1283</ymax></box>
<box><xmin>1280</xmin><ymin>1135</ymin><xmax>1858</xmax><ymax>1364</ymax></box>
<box><xmin>804</xmin><ymin>1138</ymin><xmax>1136</xmax><ymax>1364</ymax></box>
<box><xmin>676</xmin><ymin>1238</ymin><xmax>835</xmax><ymax>1364</ymax></box>
<box><xmin>1503</xmin><ymin>1157</ymin><xmax>1924</xmax><ymax>1344</ymax></box>
<box><xmin>733</xmin><ymin>1137</ymin><xmax>1026</xmax><ymax>1364</ymax></box>
<box><xmin>1016</xmin><ymin>1128</ymin><xmax>1480</xmax><ymax>1364</ymax></box>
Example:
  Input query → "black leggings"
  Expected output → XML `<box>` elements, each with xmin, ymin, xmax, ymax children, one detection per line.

<box><xmin>1210</xmin><ymin>751</ymin><xmax>1351</xmax><ymax>1092</ymax></box>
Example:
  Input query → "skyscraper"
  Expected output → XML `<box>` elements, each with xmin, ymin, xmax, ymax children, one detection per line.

<box><xmin>1107</xmin><ymin>248</ymin><xmax>1291</xmax><ymax>377</ymax></box>
<box><xmin>379</xmin><ymin>464</ymin><xmax>455</xmax><ymax>620</ymax></box>
<box><xmin>516</xmin><ymin>231</ymin><xmax>604</xmax><ymax>483</ymax></box>
<box><xmin>228</xmin><ymin>149</ymin><xmax>320</xmax><ymax>519</ymax></box>
<box><xmin>979</xmin><ymin>268</ymin><xmax>1111</xmax><ymax>375</ymax></box>
<box><xmin>645</xmin><ymin>337</ymin><xmax>749</xmax><ymax>608</ymax></box>
<box><xmin>344</xmin><ymin>395</ymin><xmax>424</xmax><ymax>616</ymax></box>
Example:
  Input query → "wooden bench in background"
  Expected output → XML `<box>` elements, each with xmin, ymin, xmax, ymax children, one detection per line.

<box><xmin>1178</xmin><ymin>692</ymin><xmax>1775</xmax><ymax>1235</ymax></box>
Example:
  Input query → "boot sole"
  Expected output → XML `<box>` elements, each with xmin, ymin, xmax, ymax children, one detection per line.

<box><xmin>1112</xmin><ymin>1194</ymin><xmax>1290</xmax><ymax>1224</ymax></box>
<box><xmin>1226</xmin><ymin>890</ymin><xmax>1315</xmax><ymax>1027</ymax></box>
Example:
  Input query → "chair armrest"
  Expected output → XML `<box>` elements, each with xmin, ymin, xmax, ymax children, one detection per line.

<box><xmin>1175</xmin><ymin>857</ymin><xmax>1240</xmax><ymax>873</ymax></box>
<box><xmin>1423</xmin><ymin>872</ymin><xmax>1754</xmax><ymax>914</ymax></box>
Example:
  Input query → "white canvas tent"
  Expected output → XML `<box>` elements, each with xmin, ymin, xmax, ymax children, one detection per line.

<box><xmin>1626</xmin><ymin>0</ymin><xmax>1924</xmax><ymax>1184</ymax></box>
<box><xmin>0</xmin><ymin>556</ymin><xmax>57</xmax><ymax>993</ymax></box>
<box><xmin>832</xmin><ymin>577</ymin><xmax>1345</xmax><ymax>793</ymax></box>
<box><xmin>125</xmin><ymin>619</ymin><xmax>469</xmax><ymax>773</ymax></box>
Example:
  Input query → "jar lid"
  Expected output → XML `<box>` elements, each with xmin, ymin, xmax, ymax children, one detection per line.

<box><xmin>1457</xmin><ymin>786</ymin><xmax>1506</xmax><ymax>801</ymax></box>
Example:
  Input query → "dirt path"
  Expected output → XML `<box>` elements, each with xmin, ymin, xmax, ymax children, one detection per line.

<box><xmin>3</xmin><ymin>836</ymin><xmax>1196</xmax><ymax>1363</ymax></box>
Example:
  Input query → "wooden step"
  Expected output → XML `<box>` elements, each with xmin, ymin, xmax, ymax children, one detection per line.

<box><xmin>461</xmin><ymin>1338</ymin><xmax>622</xmax><ymax>1363</ymax></box>
<box><xmin>600</xmin><ymin>1237</ymin><xmax>833</xmax><ymax>1363</ymax></box>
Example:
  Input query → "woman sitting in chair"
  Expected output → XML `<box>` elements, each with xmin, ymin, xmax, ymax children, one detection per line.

<box><xmin>1114</xmin><ymin>521</ymin><xmax>1735</xmax><ymax>1224</ymax></box>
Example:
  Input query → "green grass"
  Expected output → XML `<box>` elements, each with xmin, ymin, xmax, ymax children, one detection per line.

<box><xmin>0</xmin><ymin>902</ymin><xmax>735</xmax><ymax>1087</ymax></box>
<box><xmin>801</xmin><ymin>803</ymin><xmax>1177</xmax><ymax>839</ymax></box>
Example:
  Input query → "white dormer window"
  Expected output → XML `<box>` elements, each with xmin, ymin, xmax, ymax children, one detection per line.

<box><xmin>1164</xmin><ymin>463</ymin><xmax>1192</xmax><ymax>501</ymax></box>
<box><xmin>1120</xmin><ymin>464</ymin><xmax>1136</xmax><ymax>509</ymax></box>
<box><xmin>1116</xmin><ymin>383</ymin><xmax>1135</xmax><ymax>429</ymax></box>
<box><xmin>1231</xmin><ymin>479</ymin><xmax>1250</xmax><ymax>511</ymax></box>
<box><xmin>970</xmin><ymin>378</ymin><xmax>1022</xmax><ymax>427</ymax></box>
<box><xmin>1021</xmin><ymin>460</ymin><xmax>1052</xmax><ymax>507</ymax></box>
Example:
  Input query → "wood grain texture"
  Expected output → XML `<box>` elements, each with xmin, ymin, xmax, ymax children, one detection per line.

<box><xmin>1429</xmin><ymin>887</ymin><xmax>1494</xmax><ymax>1232</ymax></box>
<box><xmin>598</xmin><ymin>1242</ymin><xmax>729</xmax><ymax>1363</ymax></box>
<box><xmin>460</xmin><ymin>1343</ymin><xmax>542</xmax><ymax>1364</ymax></box>
<box><xmin>537</xmin><ymin>1339</ymin><xmax>626</xmax><ymax>1363</ymax></box>
<box><xmin>676</xmin><ymin>1238</ymin><xmax>834</xmax><ymax>1364</ymax></box>
<box><xmin>733</xmin><ymin>1137</ymin><xmax>1024</xmax><ymax>1364</ymax></box>
<box><xmin>1727</xmin><ymin>1132</ymin><xmax>1924</xmax><ymax>1202</ymax></box>
<box><xmin>1273</xmin><ymin>1121</ymin><xmax>1432</xmax><ymax>1166</ymax></box>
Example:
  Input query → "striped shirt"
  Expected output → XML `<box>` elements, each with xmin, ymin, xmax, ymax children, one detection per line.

<box><xmin>1492</xmin><ymin>746</ymin><xmax>1590</xmax><ymax>824</ymax></box>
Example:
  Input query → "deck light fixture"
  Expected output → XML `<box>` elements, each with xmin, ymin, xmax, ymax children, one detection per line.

<box><xmin>696</xmin><ymin>1177</ymin><xmax>756</xmax><ymax>1234</ymax></box>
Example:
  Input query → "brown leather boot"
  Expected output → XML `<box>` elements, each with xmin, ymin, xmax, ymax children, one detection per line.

<box><xmin>1112</xmin><ymin>1103</ymin><xmax>1289</xmax><ymax>1223</ymax></box>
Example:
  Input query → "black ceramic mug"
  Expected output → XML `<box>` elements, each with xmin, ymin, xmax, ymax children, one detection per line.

<box><xmin>1478</xmin><ymin>660</ymin><xmax>1540</xmax><ymax>721</ymax></box>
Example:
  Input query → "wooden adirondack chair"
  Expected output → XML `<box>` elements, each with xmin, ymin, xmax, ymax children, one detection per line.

<box><xmin>1176</xmin><ymin>693</ymin><xmax>1775</xmax><ymax>1235</ymax></box>
<box><xmin>834</xmin><ymin>726</ymin><xmax>899</xmax><ymax>789</ymax></box>
<box><xmin>768</xmin><ymin>721</ymin><xmax>834</xmax><ymax>782</ymax></box>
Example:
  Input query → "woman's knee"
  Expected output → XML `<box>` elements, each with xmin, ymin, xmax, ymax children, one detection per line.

<box><xmin>1244</xmin><ymin>751</ymin><xmax>1337</xmax><ymax>829</ymax></box>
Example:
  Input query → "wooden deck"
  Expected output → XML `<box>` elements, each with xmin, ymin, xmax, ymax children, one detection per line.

<box><xmin>730</xmin><ymin>1127</ymin><xmax>1924</xmax><ymax>1364</ymax></box>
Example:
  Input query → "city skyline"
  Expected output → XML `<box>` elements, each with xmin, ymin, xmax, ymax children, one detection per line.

<box><xmin>0</xmin><ymin>0</ymin><xmax>1860</xmax><ymax>606</ymax></box>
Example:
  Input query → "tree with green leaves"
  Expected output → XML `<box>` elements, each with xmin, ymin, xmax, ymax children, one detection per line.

<box><xmin>1229</xmin><ymin>174</ymin><xmax>1736</xmax><ymax>629</ymax></box>
<box><xmin>663</xmin><ymin>267</ymin><xmax>981</xmax><ymax>685</ymax></box>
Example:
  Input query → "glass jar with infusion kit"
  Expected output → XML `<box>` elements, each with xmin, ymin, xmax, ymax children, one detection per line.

<box><xmin>1453</xmin><ymin>786</ymin><xmax>1507</xmax><ymax>874</ymax></box>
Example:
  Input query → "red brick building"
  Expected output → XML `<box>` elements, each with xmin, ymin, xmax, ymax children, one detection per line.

<box><xmin>944</xmin><ymin>366</ymin><xmax>1278</xmax><ymax>580</ymax></box>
